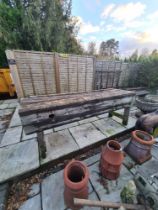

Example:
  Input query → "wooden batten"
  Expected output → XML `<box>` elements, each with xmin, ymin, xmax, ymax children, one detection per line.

<box><xmin>54</xmin><ymin>53</ymin><xmax>61</xmax><ymax>93</ymax></box>
<box><xmin>5</xmin><ymin>50</ymin><xmax>24</xmax><ymax>98</ymax></box>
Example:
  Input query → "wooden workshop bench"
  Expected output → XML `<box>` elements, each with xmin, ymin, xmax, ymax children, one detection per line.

<box><xmin>19</xmin><ymin>88</ymin><xmax>135</xmax><ymax>158</ymax></box>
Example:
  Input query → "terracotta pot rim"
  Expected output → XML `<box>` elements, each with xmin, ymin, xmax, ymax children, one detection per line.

<box><xmin>132</xmin><ymin>130</ymin><xmax>155</xmax><ymax>145</ymax></box>
<box><xmin>107</xmin><ymin>140</ymin><xmax>122</xmax><ymax>153</ymax></box>
<box><xmin>64</xmin><ymin>160</ymin><xmax>89</xmax><ymax>190</ymax></box>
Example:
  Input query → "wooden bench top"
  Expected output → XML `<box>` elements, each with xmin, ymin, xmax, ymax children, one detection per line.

<box><xmin>19</xmin><ymin>88</ymin><xmax>135</xmax><ymax>116</ymax></box>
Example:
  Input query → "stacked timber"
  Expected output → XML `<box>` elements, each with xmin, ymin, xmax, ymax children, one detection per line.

<box><xmin>19</xmin><ymin>88</ymin><xmax>135</xmax><ymax>134</ymax></box>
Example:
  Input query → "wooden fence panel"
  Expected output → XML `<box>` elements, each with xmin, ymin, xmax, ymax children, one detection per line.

<box><xmin>6</xmin><ymin>50</ymin><xmax>140</xmax><ymax>99</ymax></box>
<box><xmin>95</xmin><ymin>60</ymin><xmax>122</xmax><ymax>89</ymax></box>
<box><xmin>95</xmin><ymin>60</ymin><xmax>140</xmax><ymax>89</ymax></box>
<box><xmin>6</xmin><ymin>50</ymin><xmax>94</xmax><ymax>98</ymax></box>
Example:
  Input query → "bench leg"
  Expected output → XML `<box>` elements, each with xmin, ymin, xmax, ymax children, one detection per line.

<box><xmin>37</xmin><ymin>131</ymin><xmax>46</xmax><ymax>159</ymax></box>
<box><xmin>122</xmin><ymin>105</ymin><xmax>130</xmax><ymax>125</ymax></box>
<box><xmin>108</xmin><ymin>110</ymin><xmax>113</xmax><ymax>118</ymax></box>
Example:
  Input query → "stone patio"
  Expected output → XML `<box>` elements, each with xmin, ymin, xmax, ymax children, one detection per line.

<box><xmin>0</xmin><ymin>99</ymin><xmax>158</xmax><ymax>209</ymax></box>
<box><xmin>0</xmin><ymin>99</ymin><xmax>137</xmax><ymax>183</ymax></box>
<box><xmin>9</xmin><ymin>141</ymin><xmax>158</xmax><ymax>210</ymax></box>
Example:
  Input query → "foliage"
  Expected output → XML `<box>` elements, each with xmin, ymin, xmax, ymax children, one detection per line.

<box><xmin>0</xmin><ymin>0</ymin><xmax>83</xmax><ymax>67</ymax></box>
<box><xmin>120</xmin><ymin>180</ymin><xmax>137</xmax><ymax>204</ymax></box>
<box><xmin>124</xmin><ymin>49</ymin><xmax>158</xmax><ymax>88</ymax></box>
<box><xmin>99</xmin><ymin>39</ymin><xmax>119</xmax><ymax>58</ymax></box>
<box><xmin>129</xmin><ymin>49</ymin><xmax>138</xmax><ymax>62</ymax></box>
<box><xmin>87</xmin><ymin>41</ymin><xmax>96</xmax><ymax>55</ymax></box>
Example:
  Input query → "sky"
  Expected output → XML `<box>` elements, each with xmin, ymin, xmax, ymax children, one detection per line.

<box><xmin>72</xmin><ymin>0</ymin><xmax>158</xmax><ymax>57</ymax></box>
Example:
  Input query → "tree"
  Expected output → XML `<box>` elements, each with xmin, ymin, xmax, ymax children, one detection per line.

<box><xmin>141</xmin><ymin>48</ymin><xmax>149</xmax><ymax>57</ymax></box>
<box><xmin>0</xmin><ymin>0</ymin><xmax>83</xmax><ymax>66</ymax></box>
<box><xmin>129</xmin><ymin>49</ymin><xmax>138</xmax><ymax>62</ymax></box>
<box><xmin>87</xmin><ymin>41</ymin><xmax>96</xmax><ymax>55</ymax></box>
<box><xmin>99</xmin><ymin>39</ymin><xmax>119</xmax><ymax>58</ymax></box>
<box><xmin>151</xmin><ymin>49</ymin><xmax>158</xmax><ymax>56</ymax></box>
<box><xmin>137</xmin><ymin>49</ymin><xmax>158</xmax><ymax>88</ymax></box>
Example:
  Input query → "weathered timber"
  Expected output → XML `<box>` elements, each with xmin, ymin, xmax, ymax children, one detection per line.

<box><xmin>19</xmin><ymin>89</ymin><xmax>135</xmax><ymax>134</ymax></box>
<box><xmin>5</xmin><ymin>50</ymin><xmax>94</xmax><ymax>97</ymax></box>
<box><xmin>74</xmin><ymin>198</ymin><xmax>151</xmax><ymax>210</ymax></box>
<box><xmin>37</xmin><ymin>131</ymin><xmax>46</xmax><ymax>159</ymax></box>
<box><xmin>19</xmin><ymin>89</ymin><xmax>135</xmax><ymax>115</ymax></box>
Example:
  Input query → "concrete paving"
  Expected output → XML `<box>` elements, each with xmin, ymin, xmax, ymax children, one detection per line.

<box><xmin>0</xmin><ymin>99</ymin><xmax>137</xmax><ymax>183</ymax></box>
<box><xmin>93</xmin><ymin>118</ymin><xmax>126</xmax><ymax>137</ymax></box>
<box><xmin>14</xmin><ymin>144</ymin><xmax>158</xmax><ymax>210</ymax></box>
<box><xmin>41</xmin><ymin>129</ymin><xmax>79</xmax><ymax>164</ymax></box>
<box><xmin>22</xmin><ymin>130</ymin><xmax>37</xmax><ymax>141</ymax></box>
<box><xmin>69</xmin><ymin>123</ymin><xmax>106</xmax><ymax>149</ymax></box>
<box><xmin>0</xmin><ymin>183</ymin><xmax>8</xmax><ymax>210</ymax></box>
<box><xmin>41</xmin><ymin>169</ymin><xmax>101</xmax><ymax>210</ymax></box>
<box><xmin>0</xmin><ymin>139</ymin><xmax>39</xmax><ymax>183</ymax></box>
<box><xmin>0</xmin><ymin>126</ymin><xmax>22</xmax><ymax>147</ymax></box>
<box><xmin>18</xmin><ymin>194</ymin><xmax>41</xmax><ymax>210</ymax></box>
<box><xmin>9</xmin><ymin>106</ymin><xmax>22</xmax><ymax>128</ymax></box>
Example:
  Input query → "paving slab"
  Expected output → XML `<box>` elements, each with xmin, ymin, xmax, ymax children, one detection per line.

<box><xmin>0</xmin><ymin>104</ymin><xmax>9</xmax><ymax>110</ymax></box>
<box><xmin>93</xmin><ymin>118</ymin><xmax>126</xmax><ymax>137</ymax></box>
<box><xmin>9</xmin><ymin>107</ymin><xmax>22</xmax><ymax>128</ymax></box>
<box><xmin>69</xmin><ymin>123</ymin><xmax>106</xmax><ymax>149</ymax></box>
<box><xmin>18</xmin><ymin>194</ymin><xmax>41</xmax><ymax>210</ymax></box>
<box><xmin>97</xmin><ymin>113</ymin><xmax>108</xmax><ymax>119</ymax></box>
<box><xmin>3</xmin><ymin>99</ymin><xmax>18</xmax><ymax>104</ymax></box>
<box><xmin>3</xmin><ymin>109</ymin><xmax>14</xmax><ymax>116</ymax></box>
<box><xmin>0</xmin><ymin>183</ymin><xmax>9</xmax><ymax>210</ymax></box>
<box><xmin>89</xmin><ymin>162</ymin><xmax>133</xmax><ymax>203</ymax></box>
<box><xmin>79</xmin><ymin>117</ymin><xmax>98</xmax><ymax>124</ymax></box>
<box><xmin>123</xmin><ymin>154</ymin><xmax>136</xmax><ymax>170</ymax></box>
<box><xmin>22</xmin><ymin>130</ymin><xmax>37</xmax><ymax>141</ymax></box>
<box><xmin>151</xmin><ymin>145</ymin><xmax>158</xmax><ymax>160</ymax></box>
<box><xmin>41</xmin><ymin>169</ymin><xmax>101</xmax><ymax>210</ymax></box>
<box><xmin>84</xmin><ymin>153</ymin><xmax>100</xmax><ymax>166</ymax></box>
<box><xmin>0</xmin><ymin>139</ymin><xmax>39</xmax><ymax>183</ymax></box>
<box><xmin>0</xmin><ymin>126</ymin><xmax>22</xmax><ymax>147</ymax></box>
<box><xmin>43</xmin><ymin>128</ymin><xmax>53</xmax><ymax>134</ymax></box>
<box><xmin>28</xmin><ymin>183</ymin><xmax>40</xmax><ymax>198</ymax></box>
<box><xmin>120</xmin><ymin>139</ymin><xmax>130</xmax><ymax>149</ymax></box>
<box><xmin>8</xmin><ymin>102</ymin><xmax>18</xmax><ymax>109</ymax></box>
<box><xmin>54</xmin><ymin>121</ymin><xmax>79</xmax><ymax>132</ymax></box>
<box><xmin>41</xmin><ymin>170</ymin><xmax>66</xmax><ymax>210</ymax></box>
<box><xmin>112</xmin><ymin>116</ymin><xmax>136</xmax><ymax>129</ymax></box>
<box><xmin>41</xmin><ymin>129</ymin><xmax>79</xmax><ymax>165</ymax></box>
<box><xmin>0</xmin><ymin>132</ymin><xmax>4</xmax><ymax>144</ymax></box>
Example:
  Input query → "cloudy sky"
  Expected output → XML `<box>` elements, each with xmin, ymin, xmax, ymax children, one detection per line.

<box><xmin>72</xmin><ymin>0</ymin><xmax>158</xmax><ymax>57</ymax></box>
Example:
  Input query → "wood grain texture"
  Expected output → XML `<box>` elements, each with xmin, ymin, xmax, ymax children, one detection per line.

<box><xmin>5</xmin><ymin>50</ymin><xmax>94</xmax><ymax>98</ymax></box>
<box><xmin>19</xmin><ymin>89</ymin><xmax>135</xmax><ymax>134</ymax></box>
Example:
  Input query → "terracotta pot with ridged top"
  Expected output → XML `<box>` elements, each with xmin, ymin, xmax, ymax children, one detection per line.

<box><xmin>100</xmin><ymin>140</ymin><xmax>124</xmax><ymax>180</ymax></box>
<box><xmin>64</xmin><ymin>160</ymin><xmax>89</xmax><ymax>210</ymax></box>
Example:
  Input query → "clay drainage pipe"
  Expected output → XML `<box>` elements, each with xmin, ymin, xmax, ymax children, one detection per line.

<box><xmin>100</xmin><ymin>140</ymin><xmax>124</xmax><ymax>180</ymax></box>
<box><xmin>125</xmin><ymin>130</ymin><xmax>155</xmax><ymax>164</ymax></box>
<box><xmin>63</xmin><ymin>160</ymin><xmax>89</xmax><ymax>210</ymax></box>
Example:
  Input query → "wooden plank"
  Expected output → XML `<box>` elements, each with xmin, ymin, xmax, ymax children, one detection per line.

<box><xmin>19</xmin><ymin>89</ymin><xmax>135</xmax><ymax>115</ymax></box>
<box><xmin>74</xmin><ymin>198</ymin><xmax>150</xmax><ymax>210</ymax></box>
<box><xmin>54</xmin><ymin>53</ymin><xmax>61</xmax><ymax>93</ymax></box>
<box><xmin>21</xmin><ymin>97</ymin><xmax>132</xmax><ymax>126</ymax></box>
<box><xmin>5</xmin><ymin>50</ymin><xmax>24</xmax><ymax>98</ymax></box>
<box><xmin>19</xmin><ymin>89</ymin><xmax>135</xmax><ymax>134</ymax></box>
